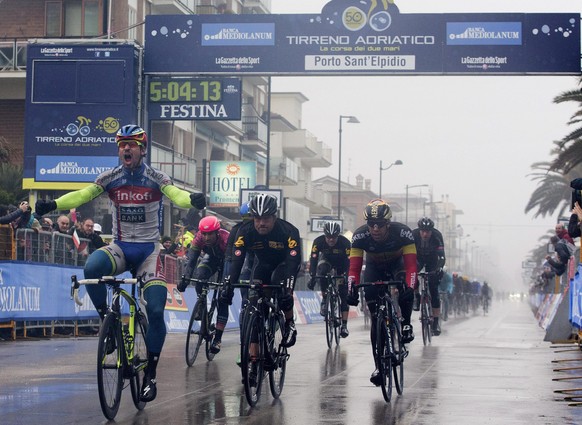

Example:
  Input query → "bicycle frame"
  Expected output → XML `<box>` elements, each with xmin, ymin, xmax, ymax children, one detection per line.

<box><xmin>183</xmin><ymin>277</ymin><xmax>223</xmax><ymax>366</ymax></box>
<box><xmin>71</xmin><ymin>273</ymin><xmax>148</xmax><ymax>420</ymax></box>
<box><xmin>233</xmin><ymin>279</ymin><xmax>289</xmax><ymax>407</ymax></box>
<box><xmin>359</xmin><ymin>280</ymin><xmax>407</xmax><ymax>402</ymax></box>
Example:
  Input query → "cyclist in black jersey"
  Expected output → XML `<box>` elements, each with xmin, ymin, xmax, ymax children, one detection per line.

<box><xmin>412</xmin><ymin>217</ymin><xmax>446</xmax><ymax>336</ymax></box>
<box><xmin>223</xmin><ymin>194</ymin><xmax>302</xmax><ymax>348</ymax></box>
<box><xmin>308</xmin><ymin>221</ymin><xmax>351</xmax><ymax>337</ymax></box>
<box><xmin>346</xmin><ymin>199</ymin><xmax>417</xmax><ymax>387</ymax></box>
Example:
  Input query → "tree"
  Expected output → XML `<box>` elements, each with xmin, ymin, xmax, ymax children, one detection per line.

<box><xmin>550</xmin><ymin>77</ymin><xmax>582</xmax><ymax>173</ymax></box>
<box><xmin>524</xmin><ymin>160</ymin><xmax>582</xmax><ymax>218</ymax></box>
<box><xmin>0</xmin><ymin>163</ymin><xmax>27</xmax><ymax>206</ymax></box>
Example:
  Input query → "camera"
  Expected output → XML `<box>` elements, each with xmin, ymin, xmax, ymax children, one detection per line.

<box><xmin>572</xmin><ymin>190</ymin><xmax>582</xmax><ymax>210</ymax></box>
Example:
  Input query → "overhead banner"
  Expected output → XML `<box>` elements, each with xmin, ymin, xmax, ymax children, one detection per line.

<box><xmin>144</xmin><ymin>1</ymin><xmax>580</xmax><ymax>75</ymax></box>
<box><xmin>24</xmin><ymin>42</ymin><xmax>140</xmax><ymax>189</ymax></box>
<box><xmin>209</xmin><ymin>161</ymin><xmax>257</xmax><ymax>207</ymax></box>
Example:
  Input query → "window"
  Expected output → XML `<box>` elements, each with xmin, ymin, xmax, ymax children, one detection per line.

<box><xmin>45</xmin><ymin>0</ymin><xmax>102</xmax><ymax>37</ymax></box>
<box><xmin>46</xmin><ymin>2</ymin><xmax>62</xmax><ymax>37</ymax></box>
<box><xmin>128</xmin><ymin>6</ymin><xmax>137</xmax><ymax>40</ymax></box>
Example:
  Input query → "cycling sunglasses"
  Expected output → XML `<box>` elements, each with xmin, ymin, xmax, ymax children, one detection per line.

<box><xmin>367</xmin><ymin>220</ymin><xmax>388</xmax><ymax>228</ymax></box>
<box><xmin>117</xmin><ymin>140</ymin><xmax>143</xmax><ymax>149</ymax></box>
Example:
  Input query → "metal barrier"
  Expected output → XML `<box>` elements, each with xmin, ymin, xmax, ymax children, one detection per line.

<box><xmin>14</xmin><ymin>228</ymin><xmax>91</xmax><ymax>266</ymax></box>
<box><xmin>0</xmin><ymin>224</ymin><xmax>14</xmax><ymax>260</ymax></box>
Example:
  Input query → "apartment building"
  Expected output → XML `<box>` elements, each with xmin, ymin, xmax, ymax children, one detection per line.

<box><xmin>0</xmin><ymin>1</ymin><xmax>334</xmax><ymax>259</ymax></box>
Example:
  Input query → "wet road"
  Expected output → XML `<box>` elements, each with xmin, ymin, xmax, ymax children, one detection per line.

<box><xmin>2</xmin><ymin>300</ymin><xmax>582</xmax><ymax>425</ymax></box>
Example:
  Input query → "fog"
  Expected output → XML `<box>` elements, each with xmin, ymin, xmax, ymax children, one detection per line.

<box><xmin>270</xmin><ymin>0</ymin><xmax>582</xmax><ymax>290</ymax></box>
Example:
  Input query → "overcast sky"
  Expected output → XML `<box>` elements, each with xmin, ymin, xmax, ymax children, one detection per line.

<box><xmin>269</xmin><ymin>0</ymin><xmax>582</xmax><ymax>289</ymax></box>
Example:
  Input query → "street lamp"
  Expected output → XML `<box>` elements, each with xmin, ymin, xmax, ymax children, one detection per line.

<box><xmin>338</xmin><ymin>115</ymin><xmax>360</xmax><ymax>219</ymax></box>
<box><xmin>405</xmin><ymin>184</ymin><xmax>429</xmax><ymax>227</ymax></box>
<box><xmin>379</xmin><ymin>159</ymin><xmax>403</xmax><ymax>197</ymax></box>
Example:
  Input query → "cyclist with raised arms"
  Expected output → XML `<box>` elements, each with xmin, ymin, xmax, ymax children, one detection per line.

<box><xmin>35</xmin><ymin>124</ymin><xmax>207</xmax><ymax>402</ymax></box>
<box><xmin>179</xmin><ymin>215</ymin><xmax>229</xmax><ymax>354</ymax></box>
<box><xmin>412</xmin><ymin>217</ymin><xmax>446</xmax><ymax>336</ymax></box>
<box><xmin>346</xmin><ymin>199</ymin><xmax>416</xmax><ymax>386</ymax></box>
<box><xmin>308</xmin><ymin>221</ymin><xmax>352</xmax><ymax>338</ymax></box>
<box><xmin>223</xmin><ymin>193</ymin><xmax>302</xmax><ymax>348</ymax></box>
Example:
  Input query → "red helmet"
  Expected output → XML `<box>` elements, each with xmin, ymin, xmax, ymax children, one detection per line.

<box><xmin>198</xmin><ymin>216</ymin><xmax>220</xmax><ymax>233</ymax></box>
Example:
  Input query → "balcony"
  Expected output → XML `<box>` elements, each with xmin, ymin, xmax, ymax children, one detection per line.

<box><xmin>242</xmin><ymin>0</ymin><xmax>271</xmax><ymax>14</ymax></box>
<box><xmin>150</xmin><ymin>142</ymin><xmax>199</xmax><ymax>190</ymax></box>
<box><xmin>281</xmin><ymin>129</ymin><xmax>318</xmax><ymax>158</ymax></box>
<box><xmin>242</xmin><ymin>115</ymin><xmax>268</xmax><ymax>152</ymax></box>
<box><xmin>269</xmin><ymin>157</ymin><xmax>299</xmax><ymax>185</ymax></box>
<box><xmin>150</xmin><ymin>0</ymin><xmax>196</xmax><ymax>14</ymax></box>
<box><xmin>301</xmin><ymin>141</ymin><xmax>333</xmax><ymax>168</ymax></box>
<box><xmin>0</xmin><ymin>39</ymin><xmax>27</xmax><ymax>72</ymax></box>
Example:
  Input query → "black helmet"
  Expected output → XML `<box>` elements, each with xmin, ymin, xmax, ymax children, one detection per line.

<box><xmin>249</xmin><ymin>193</ymin><xmax>278</xmax><ymax>217</ymax></box>
<box><xmin>323</xmin><ymin>221</ymin><xmax>341</xmax><ymax>237</ymax></box>
<box><xmin>363</xmin><ymin>199</ymin><xmax>392</xmax><ymax>222</ymax></box>
<box><xmin>417</xmin><ymin>217</ymin><xmax>435</xmax><ymax>231</ymax></box>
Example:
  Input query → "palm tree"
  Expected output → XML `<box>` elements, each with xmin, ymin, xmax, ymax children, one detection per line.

<box><xmin>524</xmin><ymin>160</ymin><xmax>582</xmax><ymax>217</ymax></box>
<box><xmin>550</xmin><ymin>77</ymin><xmax>582</xmax><ymax>173</ymax></box>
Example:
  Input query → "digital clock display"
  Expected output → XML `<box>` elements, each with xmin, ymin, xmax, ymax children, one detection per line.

<box><xmin>149</xmin><ymin>79</ymin><xmax>222</xmax><ymax>102</ymax></box>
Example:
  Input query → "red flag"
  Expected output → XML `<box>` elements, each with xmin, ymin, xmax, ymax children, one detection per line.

<box><xmin>72</xmin><ymin>229</ymin><xmax>87</xmax><ymax>252</ymax></box>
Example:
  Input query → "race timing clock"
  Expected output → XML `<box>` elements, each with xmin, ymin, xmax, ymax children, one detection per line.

<box><xmin>148</xmin><ymin>78</ymin><xmax>222</xmax><ymax>102</ymax></box>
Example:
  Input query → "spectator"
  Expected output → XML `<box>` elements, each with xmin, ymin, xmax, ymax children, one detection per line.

<box><xmin>545</xmin><ymin>236</ymin><xmax>570</xmax><ymax>276</ymax></box>
<box><xmin>93</xmin><ymin>223</ymin><xmax>103</xmax><ymax>236</ymax></box>
<box><xmin>68</xmin><ymin>217</ymin><xmax>107</xmax><ymax>264</ymax></box>
<box><xmin>0</xmin><ymin>201</ymin><xmax>28</xmax><ymax>224</ymax></box>
<box><xmin>53</xmin><ymin>215</ymin><xmax>73</xmax><ymax>264</ymax></box>
<box><xmin>555</xmin><ymin>223</ymin><xmax>574</xmax><ymax>244</ymax></box>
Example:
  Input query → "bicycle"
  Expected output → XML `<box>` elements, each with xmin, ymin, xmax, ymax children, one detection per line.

<box><xmin>315</xmin><ymin>274</ymin><xmax>344</xmax><ymax>348</ymax></box>
<box><xmin>233</xmin><ymin>279</ymin><xmax>290</xmax><ymax>407</ymax></box>
<box><xmin>359</xmin><ymin>280</ymin><xmax>408</xmax><ymax>403</ymax></box>
<box><xmin>71</xmin><ymin>273</ymin><xmax>149</xmax><ymax>420</ymax></box>
<box><xmin>439</xmin><ymin>290</ymin><xmax>449</xmax><ymax>322</ymax></box>
<box><xmin>417</xmin><ymin>271</ymin><xmax>433</xmax><ymax>346</ymax></box>
<box><xmin>483</xmin><ymin>295</ymin><xmax>490</xmax><ymax>315</ymax></box>
<box><xmin>183</xmin><ymin>277</ymin><xmax>223</xmax><ymax>366</ymax></box>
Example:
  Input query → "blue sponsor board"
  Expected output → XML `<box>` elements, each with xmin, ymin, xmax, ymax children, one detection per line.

<box><xmin>144</xmin><ymin>1</ymin><xmax>580</xmax><ymax>75</ymax></box>
<box><xmin>571</xmin><ymin>264</ymin><xmax>582</xmax><ymax>329</ymax></box>
<box><xmin>36</xmin><ymin>155</ymin><xmax>119</xmax><ymax>182</ymax></box>
<box><xmin>446</xmin><ymin>22</ymin><xmax>522</xmax><ymax>45</ymax></box>
<box><xmin>201</xmin><ymin>23</ymin><xmax>275</xmax><ymax>46</ymax></box>
<box><xmin>24</xmin><ymin>43</ymin><xmax>140</xmax><ymax>188</ymax></box>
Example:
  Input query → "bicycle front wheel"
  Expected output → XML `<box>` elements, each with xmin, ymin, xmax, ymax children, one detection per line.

<box><xmin>268</xmin><ymin>311</ymin><xmax>287</xmax><ymax>399</ymax></box>
<box><xmin>205</xmin><ymin>297</ymin><xmax>218</xmax><ymax>361</ymax></box>
<box><xmin>325</xmin><ymin>295</ymin><xmax>334</xmax><ymax>349</ymax></box>
<box><xmin>376</xmin><ymin>312</ymin><xmax>393</xmax><ymax>402</ymax></box>
<box><xmin>185</xmin><ymin>304</ymin><xmax>204</xmax><ymax>367</ymax></box>
<box><xmin>97</xmin><ymin>313</ymin><xmax>124</xmax><ymax>420</ymax></box>
<box><xmin>332</xmin><ymin>293</ymin><xmax>342</xmax><ymax>346</ymax></box>
<box><xmin>421</xmin><ymin>298</ymin><xmax>432</xmax><ymax>346</ymax></box>
<box><xmin>129</xmin><ymin>311</ymin><xmax>149</xmax><ymax>410</ymax></box>
<box><xmin>391</xmin><ymin>316</ymin><xmax>404</xmax><ymax>395</ymax></box>
<box><xmin>241</xmin><ymin>312</ymin><xmax>264</xmax><ymax>407</ymax></box>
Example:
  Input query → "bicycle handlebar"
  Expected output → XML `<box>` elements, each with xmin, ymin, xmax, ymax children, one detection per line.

<box><xmin>358</xmin><ymin>280</ymin><xmax>404</xmax><ymax>289</ymax></box>
<box><xmin>70</xmin><ymin>273</ymin><xmax>146</xmax><ymax>307</ymax></box>
<box><xmin>230</xmin><ymin>279</ymin><xmax>285</xmax><ymax>290</ymax></box>
<box><xmin>183</xmin><ymin>277</ymin><xmax>224</xmax><ymax>289</ymax></box>
<box><xmin>314</xmin><ymin>274</ymin><xmax>346</xmax><ymax>280</ymax></box>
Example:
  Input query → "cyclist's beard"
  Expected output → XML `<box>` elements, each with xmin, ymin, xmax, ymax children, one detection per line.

<box><xmin>121</xmin><ymin>150</ymin><xmax>144</xmax><ymax>169</ymax></box>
